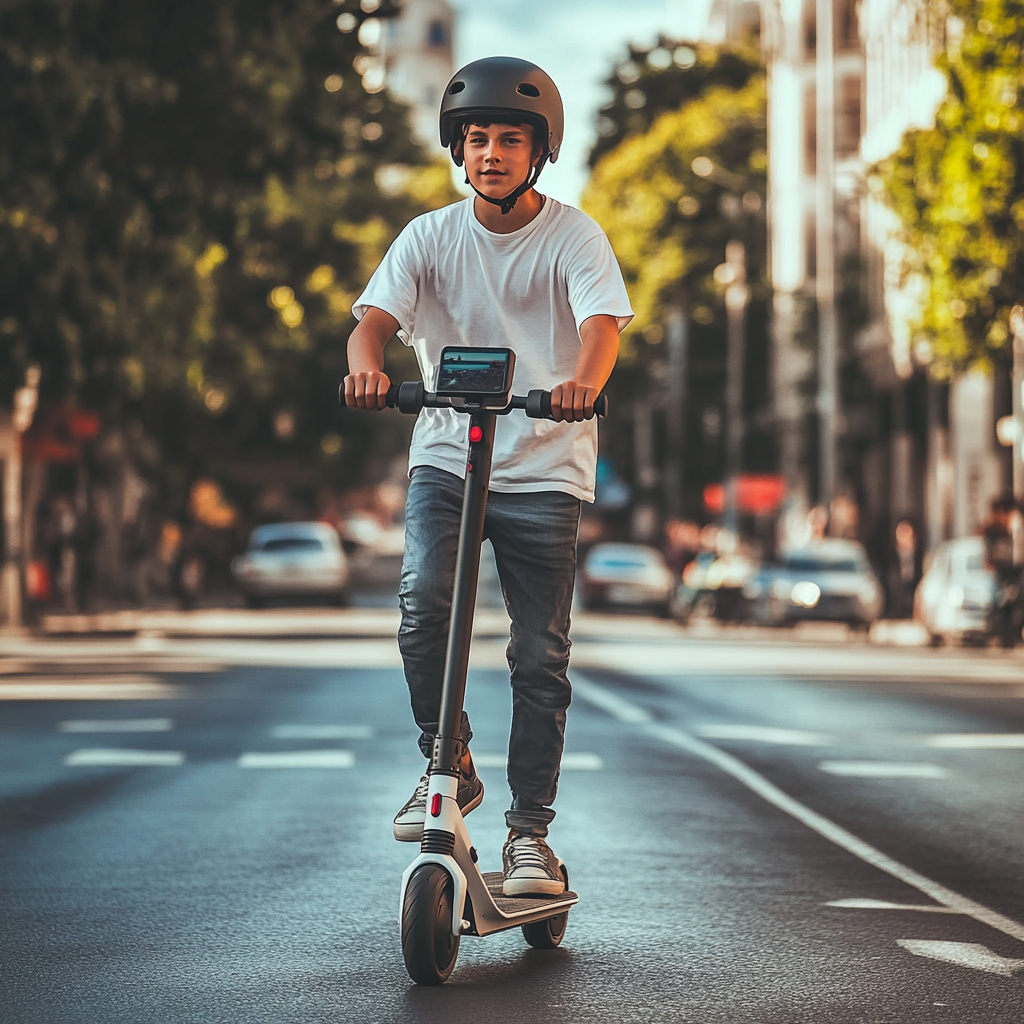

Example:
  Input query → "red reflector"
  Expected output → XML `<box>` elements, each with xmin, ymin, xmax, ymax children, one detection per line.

<box><xmin>469</xmin><ymin>425</ymin><xmax>483</xmax><ymax>443</ymax></box>
<box><xmin>430</xmin><ymin>793</ymin><xmax>442</xmax><ymax>817</ymax></box>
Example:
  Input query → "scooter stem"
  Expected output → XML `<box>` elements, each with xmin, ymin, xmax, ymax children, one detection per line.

<box><xmin>433</xmin><ymin>410</ymin><xmax>496</xmax><ymax>775</ymax></box>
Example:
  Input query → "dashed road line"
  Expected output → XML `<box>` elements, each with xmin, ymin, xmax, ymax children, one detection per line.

<box><xmin>826</xmin><ymin>898</ymin><xmax>960</xmax><ymax>914</ymax></box>
<box><xmin>58</xmin><ymin>718</ymin><xmax>174</xmax><ymax>733</ymax></box>
<box><xmin>696</xmin><ymin>724</ymin><xmax>832</xmax><ymax>746</ymax></box>
<box><xmin>897</xmin><ymin>940</ymin><xmax>1024</xmax><ymax>977</ymax></box>
<box><xmin>818</xmin><ymin>761</ymin><xmax>948</xmax><ymax>779</ymax></box>
<box><xmin>64</xmin><ymin>748</ymin><xmax>184</xmax><ymax>767</ymax></box>
<box><xmin>271</xmin><ymin>725</ymin><xmax>375</xmax><ymax>740</ymax></box>
<box><xmin>238</xmin><ymin>750</ymin><xmax>355</xmax><ymax>768</ymax></box>
<box><xmin>571</xmin><ymin>671</ymin><xmax>1024</xmax><ymax>945</ymax></box>
<box><xmin>473</xmin><ymin>752</ymin><xmax>603</xmax><ymax>771</ymax></box>
<box><xmin>927</xmin><ymin>733</ymin><xmax>1024</xmax><ymax>749</ymax></box>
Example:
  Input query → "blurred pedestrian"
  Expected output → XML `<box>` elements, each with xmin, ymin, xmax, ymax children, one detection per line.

<box><xmin>983</xmin><ymin>496</ymin><xmax>1019</xmax><ymax>647</ymax></box>
<box><xmin>892</xmin><ymin>519</ymin><xmax>920</xmax><ymax>620</ymax></box>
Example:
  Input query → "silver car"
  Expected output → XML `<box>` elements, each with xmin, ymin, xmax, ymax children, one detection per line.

<box><xmin>915</xmin><ymin>537</ymin><xmax>995</xmax><ymax>645</ymax></box>
<box><xmin>743</xmin><ymin>540</ymin><xmax>883</xmax><ymax>628</ymax></box>
<box><xmin>232</xmin><ymin>522</ymin><xmax>349</xmax><ymax>607</ymax></box>
<box><xmin>579</xmin><ymin>543</ymin><xmax>675</xmax><ymax>616</ymax></box>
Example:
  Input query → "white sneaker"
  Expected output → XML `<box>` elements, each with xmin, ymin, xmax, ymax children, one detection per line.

<box><xmin>501</xmin><ymin>831</ymin><xmax>566</xmax><ymax>896</ymax></box>
<box><xmin>392</xmin><ymin>768</ymin><xmax>484</xmax><ymax>842</ymax></box>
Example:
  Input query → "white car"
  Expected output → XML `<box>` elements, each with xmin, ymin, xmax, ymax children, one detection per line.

<box><xmin>232</xmin><ymin>522</ymin><xmax>349</xmax><ymax>607</ymax></box>
<box><xmin>915</xmin><ymin>536</ymin><xmax>995</xmax><ymax>645</ymax></box>
<box><xmin>579</xmin><ymin>543</ymin><xmax>675</xmax><ymax>616</ymax></box>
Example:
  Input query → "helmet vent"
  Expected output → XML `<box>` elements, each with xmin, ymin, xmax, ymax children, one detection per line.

<box><xmin>516</xmin><ymin>82</ymin><xmax>540</xmax><ymax>98</ymax></box>
<box><xmin>448</xmin><ymin>81</ymin><xmax>466</xmax><ymax>94</ymax></box>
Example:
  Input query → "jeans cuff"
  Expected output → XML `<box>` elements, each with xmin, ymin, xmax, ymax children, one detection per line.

<box><xmin>505</xmin><ymin>808</ymin><xmax>555</xmax><ymax>838</ymax></box>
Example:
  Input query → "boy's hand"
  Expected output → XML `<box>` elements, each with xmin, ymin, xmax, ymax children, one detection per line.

<box><xmin>344</xmin><ymin>370</ymin><xmax>391</xmax><ymax>410</ymax></box>
<box><xmin>550</xmin><ymin>380</ymin><xmax>598</xmax><ymax>422</ymax></box>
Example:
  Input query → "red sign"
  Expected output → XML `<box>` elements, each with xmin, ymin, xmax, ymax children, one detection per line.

<box><xmin>704</xmin><ymin>475</ymin><xmax>786</xmax><ymax>516</ymax></box>
<box><xmin>22</xmin><ymin>403</ymin><xmax>101</xmax><ymax>462</ymax></box>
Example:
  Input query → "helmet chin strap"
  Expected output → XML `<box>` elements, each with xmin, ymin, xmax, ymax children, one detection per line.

<box><xmin>465</xmin><ymin>155</ymin><xmax>550</xmax><ymax>215</ymax></box>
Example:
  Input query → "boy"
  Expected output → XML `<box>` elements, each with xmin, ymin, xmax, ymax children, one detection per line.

<box><xmin>343</xmin><ymin>57</ymin><xmax>632</xmax><ymax>895</ymax></box>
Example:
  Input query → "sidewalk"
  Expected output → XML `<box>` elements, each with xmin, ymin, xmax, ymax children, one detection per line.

<box><xmin>27</xmin><ymin>605</ymin><xmax>934</xmax><ymax>647</ymax></box>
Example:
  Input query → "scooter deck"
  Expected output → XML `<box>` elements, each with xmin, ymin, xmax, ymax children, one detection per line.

<box><xmin>481</xmin><ymin>871</ymin><xmax>578</xmax><ymax>915</ymax></box>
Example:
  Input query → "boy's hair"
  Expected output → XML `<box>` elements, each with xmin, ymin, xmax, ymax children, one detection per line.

<box><xmin>455</xmin><ymin>118</ymin><xmax>542</xmax><ymax>161</ymax></box>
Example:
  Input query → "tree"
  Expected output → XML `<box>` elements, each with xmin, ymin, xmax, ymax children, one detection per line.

<box><xmin>582</xmin><ymin>76</ymin><xmax>767</xmax><ymax>354</ymax></box>
<box><xmin>589</xmin><ymin>37</ymin><xmax>761</xmax><ymax>168</ymax></box>
<box><xmin>581</xmin><ymin>69</ymin><xmax>769</xmax><ymax>512</ymax></box>
<box><xmin>873</xmin><ymin>0</ymin><xmax>1024</xmax><ymax>373</ymax></box>
<box><xmin>0</xmin><ymin>0</ymin><xmax>458</xmax><ymax>496</ymax></box>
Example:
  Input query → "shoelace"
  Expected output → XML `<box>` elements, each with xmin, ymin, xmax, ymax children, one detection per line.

<box><xmin>408</xmin><ymin>775</ymin><xmax>430</xmax><ymax>807</ymax></box>
<box><xmin>507</xmin><ymin>837</ymin><xmax>554</xmax><ymax>873</ymax></box>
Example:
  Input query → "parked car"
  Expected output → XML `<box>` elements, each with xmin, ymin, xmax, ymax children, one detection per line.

<box><xmin>579</xmin><ymin>543</ymin><xmax>675</xmax><ymax>616</ymax></box>
<box><xmin>743</xmin><ymin>540</ymin><xmax>882</xmax><ymax>628</ymax></box>
<box><xmin>232</xmin><ymin>522</ymin><xmax>349</xmax><ymax>607</ymax></box>
<box><xmin>914</xmin><ymin>536</ymin><xmax>996</xmax><ymax>645</ymax></box>
<box><xmin>671</xmin><ymin>550</ymin><xmax>718</xmax><ymax>622</ymax></box>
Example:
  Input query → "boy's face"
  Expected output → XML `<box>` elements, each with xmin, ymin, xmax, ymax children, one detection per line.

<box><xmin>462</xmin><ymin>122</ymin><xmax>541</xmax><ymax>199</ymax></box>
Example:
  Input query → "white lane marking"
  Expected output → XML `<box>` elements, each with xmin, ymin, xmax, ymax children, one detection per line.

<box><xmin>238</xmin><ymin>750</ymin><xmax>355</xmax><ymax>768</ymax></box>
<box><xmin>819</xmin><ymin>761</ymin><xmax>948</xmax><ymax>779</ymax></box>
<box><xmin>59</xmin><ymin>718</ymin><xmax>174</xmax><ymax>733</ymax></box>
<box><xmin>64</xmin><ymin>748</ymin><xmax>184</xmax><ymax>767</ymax></box>
<box><xmin>827</xmin><ymin>898</ymin><xmax>960</xmax><ymax>914</ymax></box>
<box><xmin>0</xmin><ymin>679</ymin><xmax>178</xmax><ymax>701</ymax></box>
<box><xmin>897</xmin><ymin>940</ymin><xmax>1024</xmax><ymax>977</ymax></box>
<box><xmin>927</xmin><ymin>733</ymin><xmax>1024</xmax><ymax>749</ymax></box>
<box><xmin>697</xmin><ymin>724</ymin><xmax>832</xmax><ymax>746</ymax></box>
<box><xmin>271</xmin><ymin>725</ymin><xmax>375</xmax><ymax>740</ymax></box>
<box><xmin>570</xmin><ymin>672</ymin><xmax>1024</xmax><ymax>944</ymax></box>
<box><xmin>571</xmin><ymin>676</ymin><xmax>653</xmax><ymax>723</ymax></box>
<box><xmin>472</xmin><ymin>752</ymin><xmax>603</xmax><ymax>770</ymax></box>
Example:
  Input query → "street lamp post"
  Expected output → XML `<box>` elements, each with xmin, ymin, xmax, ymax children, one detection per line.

<box><xmin>663</xmin><ymin>306</ymin><xmax>688</xmax><ymax>520</ymax></box>
<box><xmin>815</xmin><ymin>0</ymin><xmax>839</xmax><ymax>508</ymax></box>
<box><xmin>1011</xmin><ymin>305</ymin><xmax>1024</xmax><ymax>502</ymax></box>
<box><xmin>718</xmin><ymin>241</ymin><xmax>750</xmax><ymax>537</ymax></box>
<box><xmin>2</xmin><ymin>366</ymin><xmax>40</xmax><ymax>631</ymax></box>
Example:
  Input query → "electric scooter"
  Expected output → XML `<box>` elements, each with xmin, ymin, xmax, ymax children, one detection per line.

<box><xmin>342</xmin><ymin>346</ymin><xmax>606</xmax><ymax>985</ymax></box>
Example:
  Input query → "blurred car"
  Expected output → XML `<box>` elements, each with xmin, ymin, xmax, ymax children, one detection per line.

<box><xmin>579</xmin><ymin>543</ymin><xmax>675</xmax><ymax>616</ymax></box>
<box><xmin>743</xmin><ymin>540</ymin><xmax>882</xmax><ymax>628</ymax></box>
<box><xmin>914</xmin><ymin>536</ymin><xmax>996</xmax><ymax>645</ymax></box>
<box><xmin>232</xmin><ymin>522</ymin><xmax>349</xmax><ymax>607</ymax></box>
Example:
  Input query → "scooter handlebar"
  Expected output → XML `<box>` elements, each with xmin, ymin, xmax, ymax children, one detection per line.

<box><xmin>373</xmin><ymin>384</ymin><xmax>608</xmax><ymax>420</ymax></box>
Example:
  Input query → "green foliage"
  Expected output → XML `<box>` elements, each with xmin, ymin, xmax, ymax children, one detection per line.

<box><xmin>582</xmin><ymin>75</ymin><xmax>767</xmax><ymax>356</ymax></box>
<box><xmin>0</xmin><ymin>0</ymin><xmax>458</xmax><ymax>492</ymax></box>
<box><xmin>873</xmin><ymin>0</ymin><xmax>1024</xmax><ymax>373</ymax></box>
<box><xmin>589</xmin><ymin>37</ymin><xmax>761</xmax><ymax>168</ymax></box>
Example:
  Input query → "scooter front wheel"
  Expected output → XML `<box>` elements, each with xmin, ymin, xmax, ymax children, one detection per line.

<box><xmin>401</xmin><ymin>865</ymin><xmax>460</xmax><ymax>985</ymax></box>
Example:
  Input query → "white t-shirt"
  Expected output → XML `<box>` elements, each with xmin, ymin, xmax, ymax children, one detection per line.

<box><xmin>353</xmin><ymin>197</ymin><xmax>633</xmax><ymax>502</ymax></box>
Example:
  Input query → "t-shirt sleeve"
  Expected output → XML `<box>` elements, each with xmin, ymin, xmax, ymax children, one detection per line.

<box><xmin>351</xmin><ymin>222</ymin><xmax>422</xmax><ymax>343</ymax></box>
<box><xmin>564</xmin><ymin>233</ymin><xmax>634</xmax><ymax>334</ymax></box>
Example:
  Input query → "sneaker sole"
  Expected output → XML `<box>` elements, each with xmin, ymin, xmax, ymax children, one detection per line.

<box><xmin>392</xmin><ymin>784</ymin><xmax>484</xmax><ymax>842</ymax></box>
<box><xmin>501</xmin><ymin>876</ymin><xmax>567</xmax><ymax>897</ymax></box>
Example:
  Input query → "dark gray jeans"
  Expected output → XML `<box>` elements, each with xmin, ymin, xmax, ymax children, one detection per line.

<box><xmin>398</xmin><ymin>466</ymin><xmax>581</xmax><ymax>838</ymax></box>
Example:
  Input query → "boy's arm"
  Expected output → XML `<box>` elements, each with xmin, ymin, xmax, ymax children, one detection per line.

<box><xmin>343</xmin><ymin>307</ymin><xmax>401</xmax><ymax>410</ymax></box>
<box><xmin>550</xmin><ymin>314</ymin><xmax>621</xmax><ymax>423</ymax></box>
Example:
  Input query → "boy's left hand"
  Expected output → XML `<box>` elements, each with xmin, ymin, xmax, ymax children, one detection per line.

<box><xmin>550</xmin><ymin>380</ymin><xmax>599</xmax><ymax>422</ymax></box>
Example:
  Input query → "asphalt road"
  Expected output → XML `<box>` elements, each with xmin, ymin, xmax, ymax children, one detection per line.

<box><xmin>2</xmin><ymin>621</ymin><xmax>1024</xmax><ymax>1023</ymax></box>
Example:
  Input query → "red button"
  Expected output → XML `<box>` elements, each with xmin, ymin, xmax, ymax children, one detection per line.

<box><xmin>469</xmin><ymin>425</ymin><xmax>483</xmax><ymax>443</ymax></box>
<box><xmin>430</xmin><ymin>793</ymin><xmax>442</xmax><ymax>817</ymax></box>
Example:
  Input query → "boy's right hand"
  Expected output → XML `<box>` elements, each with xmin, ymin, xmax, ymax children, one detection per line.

<box><xmin>343</xmin><ymin>371</ymin><xmax>391</xmax><ymax>410</ymax></box>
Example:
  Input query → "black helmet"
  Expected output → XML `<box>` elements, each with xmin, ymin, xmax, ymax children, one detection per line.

<box><xmin>439</xmin><ymin>56</ymin><xmax>564</xmax><ymax>214</ymax></box>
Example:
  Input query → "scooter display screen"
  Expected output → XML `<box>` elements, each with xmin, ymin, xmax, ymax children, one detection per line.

<box><xmin>435</xmin><ymin>347</ymin><xmax>515</xmax><ymax>402</ymax></box>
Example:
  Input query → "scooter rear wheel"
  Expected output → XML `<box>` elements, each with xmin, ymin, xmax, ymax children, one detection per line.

<box><xmin>521</xmin><ymin>865</ymin><xmax>570</xmax><ymax>949</ymax></box>
<box><xmin>521</xmin><ymin>909</ymin><xmax>568</xmax><ymax>949</ymax></box>
<box><xmin>401</xmin><ymin>865</ymin><xmax>460</xmax><ymax>985</ymax></box>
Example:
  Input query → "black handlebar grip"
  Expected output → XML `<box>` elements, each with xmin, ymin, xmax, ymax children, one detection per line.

<box><xmin>385</xmin><ymin>384</ymin><xmax>399</xmax><ymax>408</ymax></box>
<box><xmin>525</xmin><ymin>390</ymin><xmax>609</xmax><ymax>420</ymax></box>
<box><xmin>396</xmin><ymin>380</ymin><xmax>425</xmax><ymax>414</ymax></box>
